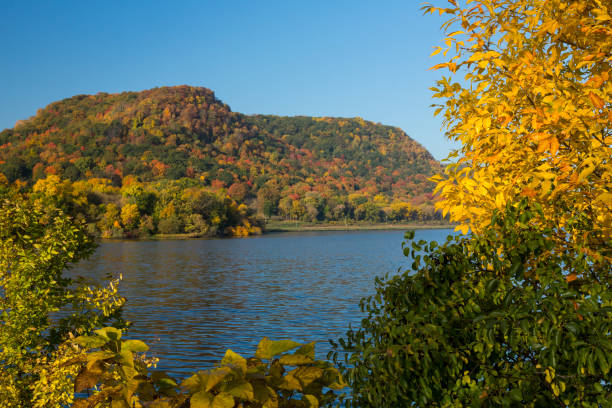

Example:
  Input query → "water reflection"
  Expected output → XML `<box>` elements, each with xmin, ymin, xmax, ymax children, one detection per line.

<box><xmin>71</xmin><ymin>229</ymin><xmax>453</xmax><ymax>377</ymax></box>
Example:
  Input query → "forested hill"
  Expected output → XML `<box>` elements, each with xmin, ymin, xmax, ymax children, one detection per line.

<box><xmin>0</xmin><ymin>85</ymin><xmax>442</xmax><ymax>237</ymax></box>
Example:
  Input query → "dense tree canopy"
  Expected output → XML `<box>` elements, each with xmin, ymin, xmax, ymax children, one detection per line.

<box><xmin>336</xmin><ymin>202</ymin><xmax>611</xmax><ymax>407</ymax></box>
<box><xmin>428</xmin><ymin>0</ymin><xmax>611</xmax><ymax>261</ymax></box>
<box><xmin>0</xmin><ymin>86</ymin><xmax>443</xmax><ymax>236</ymax></box>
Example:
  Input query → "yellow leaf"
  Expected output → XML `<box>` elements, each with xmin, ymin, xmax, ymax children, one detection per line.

<box><xmin>595</xmin><ymin>192</ymin><xmax>612</xmax><ymax>205</ymax></box>
<box><xmin>549</xmin><ymin>137</ymin><xmax>559</xmax><ymax>155</ymax></box>
<box><xmin>495</xmin><ymin>194</ymin><xmax>504</xmax><ymax>208</ymax></box>
<box><xmin>455</xmin><ymin>224</ymin><xmax>470</xmax><ymax>235</ymax></box>
<box><xmin>430</xmin><ymin>47</ymin><xmax>443</xmax><ymax>57</ymax></box>
<box><xmin>429</xmin><ymin>63</ymin><xmax>448</xmax><ymax>71</ymax></box>
<box><xmin>588</xmin><ymin>92</ymin><xmax>604</xmax><ymax>109</ymax></box>
<box><xmin>578</xmin><ymin>166</ymin><xmax>595</xmax><ymax>182</ymax></box>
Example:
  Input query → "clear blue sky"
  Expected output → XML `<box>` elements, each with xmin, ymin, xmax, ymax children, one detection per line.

<box><xmin>0</xmin><ymin>0</ymin><xmax>458</xmax><ymax>160</ymax></box>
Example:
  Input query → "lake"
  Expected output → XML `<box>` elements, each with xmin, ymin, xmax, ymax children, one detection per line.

<box><xmin>72</xmin><ymin>228</ymin><xmax>454</xmax><ymax>377</ymax></box>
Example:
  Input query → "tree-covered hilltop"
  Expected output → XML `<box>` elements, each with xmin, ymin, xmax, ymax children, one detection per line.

<box><xmin>0</xmin><ymin>86</ymin><xmax>442</xmax><ymax>237</ymax></box>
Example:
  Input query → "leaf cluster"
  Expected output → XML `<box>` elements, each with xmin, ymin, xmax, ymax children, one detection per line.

<box><xmin>72</xmin><ymin>332</ymin><xmax>346</xmax><ymax>408</ymax></box>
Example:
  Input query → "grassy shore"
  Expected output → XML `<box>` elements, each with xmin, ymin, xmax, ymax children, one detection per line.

<box><xmin>263</xmin><ymin>219</ymin><xmax>456</xmax><ymax>232</ymax></box>
<box><xmin>101</xmin><ymin>221</ymin><xmax>455</xmax><ymax>241</ymax></box>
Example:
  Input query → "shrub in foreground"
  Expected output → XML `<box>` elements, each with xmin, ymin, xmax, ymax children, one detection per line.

<box><xmin>71</xmin><ymin>328</ymin><xmax>346</xmax><ymax>408</ymax></box>
<box><xmin>333</xmin><ymin>203</ymin><xmax>611</xmax><ymax>407</ymax></box>
<box><xmin>0</xmin><ymin>193</ymin><xmax>125</xmax><ymax>407</ymax></box>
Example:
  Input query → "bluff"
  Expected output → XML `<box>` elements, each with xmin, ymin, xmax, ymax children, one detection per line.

<box><xmin>0</xmin><ymin>86</ymin><xmax>442</xmax><ymax>237</ymax></box>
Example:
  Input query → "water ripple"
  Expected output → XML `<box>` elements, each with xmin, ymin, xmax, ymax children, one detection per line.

<box><xmin>71</xmin><ymin>229</ymin><xmax>453</xmax><ymax>377</ymax></box>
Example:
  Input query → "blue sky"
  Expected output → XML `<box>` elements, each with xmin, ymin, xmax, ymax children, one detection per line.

<box><xmin>0</xmin><ymin>0</ymin><xmax>458</xmax><ymax>160</ymax></box>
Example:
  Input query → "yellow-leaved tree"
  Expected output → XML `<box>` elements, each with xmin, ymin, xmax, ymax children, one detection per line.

<box><xmin>426</xmin><ymin>0</ymin><xmax>611</xmax><ymax>262</ymax></box>
<box><xmin>334</xmin><ymin>3</ymin><xmax>611</xmax><ymax>406</ymax></box>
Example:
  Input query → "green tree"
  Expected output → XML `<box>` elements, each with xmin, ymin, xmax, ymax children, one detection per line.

<box><xmin>334</xmin><ymin>202</ymin><xmax>611</xmax><ymax>407</ymax></box>
<box><xmin>0</xmin><ymin>192</ymin><xmax>125</xmax><ymax>406</ymax></box>
<box><xmin>257</xmin><ymin>184</ymin><xmax>281</xmax><ymax>218</ymax></box>
<box><xmin>0</xmin><ymin>158</ymin><xmax>31</xmax><ymax>183</ymax></box>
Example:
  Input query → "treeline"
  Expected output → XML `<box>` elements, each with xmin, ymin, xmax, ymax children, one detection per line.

<box><xmin>270</xmin><ymin>191</ymin><xmax>441</xmax><ymax>223</ymax></box>
<box><xmin>1</xmin><ymin>172</ymin><xmax>441</xmax><ymax>240</ymax></box>
<box><xmin>22</xmin><ymin>175</ymin><xmax>261</xmax><ymax>238</ymax></box>
<box><xmin>0</xmin><ymin>86</ymin><xmax>443</xmax><ymax>235</ymax></box>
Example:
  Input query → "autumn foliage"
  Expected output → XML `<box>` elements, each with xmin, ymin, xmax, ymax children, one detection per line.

<box><xmin>0</xmin><ymin>86</ymin><xmax>443</xmax><ymax>237</ymax></box>
<box><xmin>427</xmin><ymin>0</ymin><xmax>611</xmax><ymax>262</ymax></box>
<box><xmin>335</xmin><ymin>2</ymin><xmax>611</xmax><ymax>406</ymax></box>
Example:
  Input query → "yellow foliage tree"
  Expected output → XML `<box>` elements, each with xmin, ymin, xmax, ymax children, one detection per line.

<box><xmin>389</xmin><ymin>200</ymin><xmax>414</xmax><ymax>221</ymax></box>
<box><xmin>120</xmin><ymin>203</ymin><xmax>140</xmax><ymax>230</ymax></box>
<box><xmin>99</xmin><ymin>203</ymin><xmax>121</xmax><ymax>238</ymax></box>
<box><xmin>159</xmin><ymin>202</ymin><xmax>176</xmax><ymax>219</ymax></box>
<box><xmin>426</xmin><ymin>0</ymin><xmax>611</xmax><ymax>261</ymax></box>
<box><xmin>32</xmin><ymin>175</ymin><xmax>72</xmax><ymax>199</ymax></box>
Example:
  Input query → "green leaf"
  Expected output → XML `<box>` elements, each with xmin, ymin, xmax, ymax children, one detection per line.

<box><xmin>565</xmin><ymin>322</ymin><xmax>579</xmax><ymax>335</ymax></box>
<box><xmin>182</xmin><ymin>368</ymin><xmax>232</xmax><ymax>395</ymax></box>
<box><xmin>182</xmin><ymin>371</ymin><xmax>208</xmax><ymax>393</ymax></box>
<box><xmin>269</xmin><ymin>359</ymin><xmax>284</xmax><ymax>379</ymax></box>
<box><xmin>278</xmin><ymin>374</ymin><xmax>302</xmax><ymax>391</ymax></box>
<box><xmin>252</xmin><ymin>381</ymin><xmax>275</xmax><ymax>403</ymax></box>
<box><xmin>190</xmin><ymin>390</ymin><xmax>213</xmax><ymax>408</ymax></box>
<box><xmin>595</xmin><ymin>348</ymin><xmax>609</xmax><ymax>375</ymax></box>
<box><xmin>261</xmin><ymin>386</ymin><xmax>279</xmax><ymax>408</ymax></box>
<box><xmin>205</xmin><ymin>367</ymin><xmax>233</xmax><ymax>392</ymax></box>
<box><xmin>74</xmin><ymin>335</ymin><xmax>108</xmax><ymax>349</ymax></box>
<box><xmin>95</xmin><ymin>327</ymin><xmax>122</xmax><ymax>341</ymax></box>
<box><xmin>289</xmin><ymin>367</ymin><xmax>324</xmax><ymax>388</ymax></box>
<box><xmin>117</xmin><ymin>349</ymin><xmax>134</xmax><ymax>368</ymax></box>
<box><xmin>155</xmin><ymin>377</ymin><xmax>178</xmax><ymax>392</ymax></box>
<box><xmin>279</xmin><ymin>354</ymin><xmax>314</xmax><ymax>365</ymax></box>
<box><xmin>255</xmin><ymin>338</ymin><xmax>301</xmax><ymax>359</ymax></box>
<box><xmin>122</xmin><ymin>339</ymin><xmax>149</xmax><ymax>353</ymax></box>
<box><xmin>486</xmin><ymin>279</ymin><xmax>500</xmax><ymax>293</ymax></box>
<box><xmin>509</xmin><ymin>262</ymin><xmax>523</xmax><ymax>279</ymax></box>
<box><xmin>151</xmin><ymin>371</ymin><xmax>176</xmax><ymax>384</ymax></box>
<box><xmin>302</xmin><ymin>394</ymin><xmax>319</xmax><ymax>408</ymax></box>
<box><xmin>508</xmin><ymin>388</ymin><xmax>522</xmax><ymax>402</ymax></box>
<box><xmin>211</xmin><ymin>392</ymin><xmax>234</xmax><ymax>408</ymax></box>
<box><xmin>119</xmin><ymin>364</ymin><xmax>136</xmax><ymax>381</ymax></box>
<box><xmin>322</xmin><ymin>367</ymin><xmax>347</xmax><ymax>389</ymax></box>
<box><xmin>224</xmin><ymin>380</ymin><xmax>254</xmax><ymax>400</ymax></box>
<box><xmin>294</xmin><ymin>342</ymin><xmax>316</xmax><ymax>359</ymax></box>
<box><xmin>221</xmin><ymin>349</ymin><xmax>247</xmax><ymax>374</ymax></box>
<box><xmin>86</xmin><ymin>350</ymin><xmax>115</xmax><ymax>367</ymax></box>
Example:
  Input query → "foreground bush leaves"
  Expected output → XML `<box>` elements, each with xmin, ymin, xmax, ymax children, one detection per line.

<box><xmin>333</xmin><ymin>201</ymin><xmax>611</xmax><ymax>407</ymax></box>
<box><xmin>72</xmin><ymin>334</ymin><xmax>346</xmax><ymax>408</ymax></box>
<box><xmin>0</xmin><ymin>193</ymin><xmax>126</xmax><ymax>407</ymax></box>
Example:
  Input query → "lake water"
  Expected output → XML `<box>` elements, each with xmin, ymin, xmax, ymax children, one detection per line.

<box><xmin>72</xmin><ymin>228</ymin><xmax>453</xmax><ymax>377</ymax></box>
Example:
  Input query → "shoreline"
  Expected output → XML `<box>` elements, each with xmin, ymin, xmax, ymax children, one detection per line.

<box><xmin>263</xmin><ymin>221</ymin><xmax>455</xmax><ymax>233</ymax></box>
<box><xmin>99</xmin><ymin>222</ymin><xmax>455</xmax><ymax>242</ymax></box>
